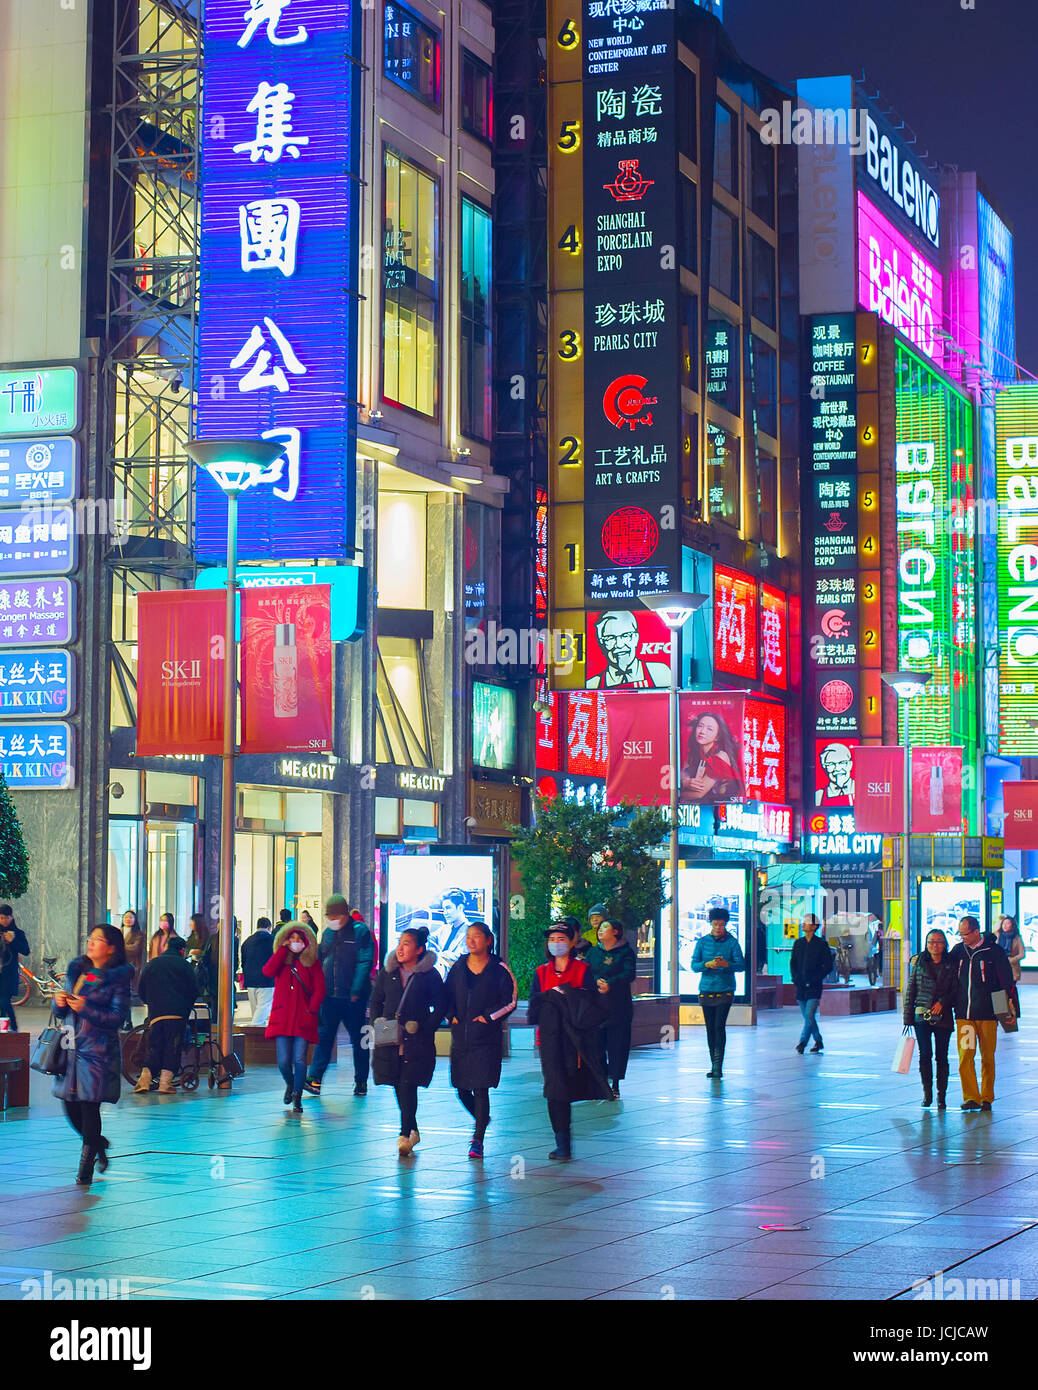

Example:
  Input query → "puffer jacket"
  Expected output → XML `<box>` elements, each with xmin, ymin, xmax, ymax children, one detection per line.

<box><xmin>52</xmin><ymin>959</ymin><xmax>132</xmax><ymax>1105</ymax></box>
<box><xmin>262</xmin><ymin>923</ymin><xmax>326</xmax><ymax>1042</ymax></box>
<box><xmin>903</xmin><ymin>951</ymin><xmax>956</xmax><ymax>1028</ymax></box>
<box><xmin>948</xmin><ymin>933</ymin><xmax>1017</xmax><ymax>1021</ymax></box>
<box><xmin>443</xmin><ymin>955</ymin><xmax>517</xmax><ymax>1091</ymax></box>
<box><xmin>369</xmin><ymin>949</ymin><xmax>445</xmax><ymax>1088</ymax></box>
<box><xmin>528</xmin><ymin>957</ymin><xmax>611</xmax><ymax>1102</ymax></box>
<box><xmin>691</xmin><ymin>930</ymin><xmax>746</xmax><ymax>995</ymax></box>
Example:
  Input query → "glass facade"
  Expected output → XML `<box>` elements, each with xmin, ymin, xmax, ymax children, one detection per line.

<box><xmin>384</xmin><ymin>0</ymin><xmax>442</xmax><ymax>107</ymax></box>
<box><xmin>460</xmin><ymin>197</ymin><xmax>493</xmax><ymax>442</ymax></box>
<box><xmin>383</xmin><ymin>148</ymin><xmax>440</xmax><ymax>417</ymax></box>
<box><xmin>461</xmin><ymin>49</ymin><xmax>492</xmax><ymax>142</ymax></box>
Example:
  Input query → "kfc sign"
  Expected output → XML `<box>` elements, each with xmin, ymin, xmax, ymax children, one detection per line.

<box><xmin>585</xmin><ymin>608</ymin><xmax>672</xmax><ymax>689</ymax></box>
<box><xmin>714</xmin><ymin>565</ymin><xmax>758</xmax><ymax>679</ymax></box>
<box><xmin>760</xmin><ymin>583</ymin><xmax>788</xmax><ymax>690</ymax></box>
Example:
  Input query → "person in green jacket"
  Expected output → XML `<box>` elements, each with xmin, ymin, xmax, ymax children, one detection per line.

<box><xmin>585</xmin><ymin>919</ymin><xmax>638</xmax><ymax>1098</ymax></box>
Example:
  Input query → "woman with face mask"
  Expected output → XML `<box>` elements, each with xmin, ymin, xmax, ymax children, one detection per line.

<box><xmin>261</xmin><ymin>920</ymin><xmax>326</xmax><ymax>1112</ymax></box>
<box><xmin>527</xmin><ymin>922</ymin><xmax>611</xmax><ymax>1161</ymax></box>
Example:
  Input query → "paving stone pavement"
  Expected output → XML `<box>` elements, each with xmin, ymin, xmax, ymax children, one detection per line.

<box><xmin>4</xmin><ymin>1006</ymin><xmax>1038</xmax><ymax>1301</ymax></box>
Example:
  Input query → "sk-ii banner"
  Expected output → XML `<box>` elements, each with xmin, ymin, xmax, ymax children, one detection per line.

<box><xmin>606</xmin><ymin>692</ymin><xmax>748</xmax><ymax>807</ymax></box>
<box><xmin>911</xmin><ymin>747</ymin><xmax>963</xmax><ymax>834</ymax></box>
<box><xmin>136</xmin><ymin>591</ymin><xmax>226</xmax><ymax>755</ymax></box>
<box><xmin>240</xmin><ymin>585</ymin><xmax>332</xmax><ymax>754</ymax></box>
<box><xmin>852</xmin><ymin>746</ymin><xmax>904</xmax><ymax>833</ymax></box>
<box><xmin>1003</xmin><ymin>781</ymin><xmax>1038</xmax><ymax>849</ymax></box>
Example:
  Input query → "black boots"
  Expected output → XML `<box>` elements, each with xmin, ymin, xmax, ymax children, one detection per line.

<box><xmin>707</xmin><ymin>1047</ymin><xmax>724</xmax><ymax>1079</ymax></box>
<box><xmin>75</xmin><ymin>1144</ymin><xmax>96</xmax><ymax>1186</ymax></box>
<box><xmin>548</xmin><ymin>1131</ymin><xmax>572</xmax><ymax>1161</ymax></box>
<box><xmin>922</xmin><ymin>1086</ymin><xmax>933</xmax><ymax>1107</ymax></box>
<box><xmin>95</xmin><ymin>1137</ymin><xmax>110</xmax><ymax>1173</ymax></box>
<box><xmin>283</xmin><ymin>1081</ymin><xmax>294</xmax><ymax>1104</ymax></box>
<box><xmin>292</xmin><ymin>1090</ymin><xmax>303</xmax><ymax>1113</ymax></box>
<box><xmin>937</xmin><ymin>1091</ymin><xmax>947</xmax><ymax>1110</ymax></box>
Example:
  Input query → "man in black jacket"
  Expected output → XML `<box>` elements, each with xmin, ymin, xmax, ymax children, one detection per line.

<box><xmin>135</xmin><ymin>936</ymin><xmax>198</xmax><ymax>1094</ymax></box>
<box><xmin>304</xmin><ymin>894</ymin><xmax>375</xmax><ymax>1097</ymax></box>
<box><xmin>241</xmin><ymin>917</ymin><xmax>275</xmax><ymax>1027</ymax></box>
<box><xmin>791</xmin><ymin>915</ymin><xmax>834</xmax><ymax>1055</ymax></box>
<box><xmin>0</xmin><ymin>903</ymin><xmax>30</xmax><ymax>1030</ymax></box>
<box><xmin>948</xmin><ymin>915</ymin><xmax>1016</xmax><ymax>1111</ymax></box>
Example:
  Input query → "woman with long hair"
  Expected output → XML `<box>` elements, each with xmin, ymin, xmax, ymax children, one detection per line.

<box><xmin>52</xmin><ymin>924</ymin><xmax>131</xmax><ymax>1185</ymax></box>
<box><xmin>681</xmin><ymin>712</ymin><xmax>742</xmax><ymax>803</ymax></box>
<box><xmin>370</xmin><ymin>926</ymin><xmax>445</xmax><ymax>1155</ymax></box>
<box><xmin>443</xmin><ymin>923</ymin><xmax>517</xmax><ymax>1158</ymax></box>
<box><xmin>148</xmin><ymin>912</ymin><xmax>175</xmax><ymax>960</ymax></box>
<box><xmin>903</xmin><ymin>928</ymin><xmax>957</xmax><ymax>1109</ymax></box>
<box><xmin>0</xmin><ymin>903</ymin><xmax>30</xmax><ymax>1031</ymax></box>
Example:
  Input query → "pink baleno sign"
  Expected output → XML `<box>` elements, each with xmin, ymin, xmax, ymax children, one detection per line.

<box><xmin>857</xmin><ymin>191</ymin><xmax>943</xmax><ymax>364</ymax></box>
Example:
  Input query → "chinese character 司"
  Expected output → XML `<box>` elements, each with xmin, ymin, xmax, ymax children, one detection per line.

<box><xmin>230</xmin><ymin>317</ymin><xmax>307</xmax><ymax>393</ymax></box>
<box><xmin>239</xmin><ymin>197</ymin><xmax>301</xmax><ymax>277</ymax></box>
<box><xmin>233</xmin><ymin>81</ymin><xmax>310</xmax><ymax>163</ymax></box>
<box><xmin>238</xmin><ymin>0</ymin><xmax>308</xmax><ymax>49</ymax></box>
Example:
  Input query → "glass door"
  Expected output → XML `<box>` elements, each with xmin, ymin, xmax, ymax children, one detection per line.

<box><xmin>145</xmin><ymin>821</ymin><xmax>195</xmax><ymax>932</ymax></box>
<box><xmin>108</xmin><ymin>820</ymin><xmax>141</xmax><ymax>925</ymax></box>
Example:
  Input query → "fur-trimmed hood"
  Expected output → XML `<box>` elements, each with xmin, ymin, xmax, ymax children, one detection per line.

<box><xmin>273</xmin><ymin>920</ymin><xmax>319</xmax><ymax>968</ymax></box>
<box><xmin>384</xmin><ymin>947</ymin><xmax>439</xmax><ymax>975</ymax></box>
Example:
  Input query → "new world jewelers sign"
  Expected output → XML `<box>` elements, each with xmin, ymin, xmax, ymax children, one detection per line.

<box><xmin>196</xmin><ymin>0</ymin><xmax>360</xmax><ymax>562</ymax></box>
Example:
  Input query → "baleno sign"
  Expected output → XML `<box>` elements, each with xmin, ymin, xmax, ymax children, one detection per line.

<box><xmin>862</xmin><ymin>109</ymin><xmax>940</xmax><ymax>251</ymax></box>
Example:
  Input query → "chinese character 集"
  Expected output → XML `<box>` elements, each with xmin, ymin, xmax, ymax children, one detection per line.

<box><xmin>233</xmin><ymin>81</ymin><xmax>310</xmax><ymax>163</ymax></box>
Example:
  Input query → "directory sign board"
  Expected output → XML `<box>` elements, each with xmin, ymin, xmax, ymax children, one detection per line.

<box><xmin>0</xmin><ymin>579</ymin><xmax>76</xmax><ymax>647</ymax></box>
<box><xmin>0</xmin><ymin>649</ymin><xmax>74</xmax><ymax>718</ymax></box>
<box><xmin>0</xmin><ymin>368</ymin><xmax>79</xmax><ymax>435</ymax></box>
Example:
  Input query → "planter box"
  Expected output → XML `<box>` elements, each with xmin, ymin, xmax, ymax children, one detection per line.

<box><xmin>631</xmin><ymin>993</ymin><xmax>680</xmax><ymax>1045</ymax></box>
<box><xmin>819</xmin><ymin>985</ymin><xmax>898</xmax><ymax>1016</ymax></box>
<box><xmin>0</xmin><ymin>1032</ymin><xmax>29</xmax><ymax>1108</ymax></box>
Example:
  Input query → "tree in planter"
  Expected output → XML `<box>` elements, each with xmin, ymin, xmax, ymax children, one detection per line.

<box><xmin>0</xmin><ymin>767</ymin><xmax>29</xmax><ymax>899</ymax></box>
<box><xmin>509</xmin><ymin>794</ymin><xmax>667</xmax><ymax>997</ymax></box>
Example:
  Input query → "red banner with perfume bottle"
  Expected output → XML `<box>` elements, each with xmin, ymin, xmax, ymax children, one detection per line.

<box><xmin>852</xmin><ymin>745</ymin><xmax>963</xmax><ymax>833</ymax></box>
<box><xmin>240</xmin><ymin>585</ymin><xmax>332</xmax><ymax>754</ymax></box>
<box><xmin>136</xmin><ymin>590</ymin><xmax>226</xmax><ymax>755</ymax></box>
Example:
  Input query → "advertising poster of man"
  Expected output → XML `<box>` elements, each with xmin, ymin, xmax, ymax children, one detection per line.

<box><xmin>680</xmin><ymin>694</ymin><xmax>745</xmax><ymax>805</ymax></box>
<box><xmin>918</xmin><ymin>880</ymin><xmax>987</xmax><ymax>947</ymax></box>
<box><xmin>659</xmin><ymin>864</ymin><xmax>749</xmax><ymax>997</ymax></box>
<box><xmin>384</xmin><ymin>855</ymin><xmax>495</xmax><ymax>979</ymax></box>
<box><xmin>815</xmin><ymin>738</ymin><xmax>857</xmax><ymax>807</ymax></box>
<box><xmin>585</xmin><ymin>609</ymin><xmax>672</xmax><ymax>690</ymax></box>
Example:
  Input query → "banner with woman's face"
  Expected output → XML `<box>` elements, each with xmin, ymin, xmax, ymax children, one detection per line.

<box><xmin>605</xmin><ymin>691</ymin><xmax>750</xmax><ymax>806</ymax></box>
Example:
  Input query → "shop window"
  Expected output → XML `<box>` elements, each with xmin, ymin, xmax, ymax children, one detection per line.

<box><xmin>109</xmin><ymin>770</ymin><xmax>140</xmax><ymax>815</ymax></box>
<box><xmin>751</xmin><ymin>336</ymin><xmax>777</xmax><ymax>438</ymax></box>
<box><xmin>681</xmin><ymin>410</ymin><xmax>699</xmax><ymax>519</ymax></box>
<box><xmin>704</xmin><ymin>318</ymin><xmax>740</xmax><ymax>417</ymax></box>
<box><xmin>144</xmin><ymin>770</ymin><xmax>196</xmax><ymax>809</ymax></box>
<box><xmin>750</xmin><ymin>232</ymin><xmax>776</xmax><ymax>327</ymax></box>
<box><xmin>284</xmin><ymin>793</ymin><xmax>322</xmax><ymax>832</ymax></box>
<box><xmin>710</xmin><ymin>202</ymin><xmax>739</xmax><ymax>303</ymax></box>
<box><xmin>677</xmin><ymin>63</ymin><xmax>697</xmax><ymax>163</ymax></box>
<box><xmin>461</xmin><ymin>49</ymin><xmax>492</xmax><ymax>142</ymax></box>
<box><xmin>378</xmin><ymin>491</ymin><xmax>428</xmax><ymax>608</ymax></box>
<box><xmin>384</xmin><ymin>1</ymin><xmax>441</xmax><ymax>108</ymax></box>
<box><xmin>376</xmin><ymin>797</ymin><xmax>402</xmax><ymax>836</ymax></box>
<box><xmin>460</xmin><ymin>197</ymin><xmax>493</xmax><ymax>442</ymax></box>
<box><xmin>383</xmin><ymin>148</ymin><xmax>440</xmax><ymax>417</ymax></box>
<box><xmin>241</xmin><ymin>788</ymin><xmax>283</xmax><ymax>822</ymax></box>
<box><xmin>714</xmin><ymin>101</ymin><xmax>738</xmax><ymax>195</ymax></box>
<box><xmin>403</xmin><ymin>798</ymin><xmax>439</xmax><ymax>841</ymax></box>
<box><xmin>758</xmin><ymin>451</ymin><xmax>778</xmax><ymax>547</ymax></box>
<box><xmin>376</xmin><ymin>635</ymin><xmax>433</xmax><ymax>766</ymax></box>
<box><xmin>679</xmin><ymin>176</ymin><xmax>698</xmax><ymax>274</ymax></box>
<box><xmin>750</xmin><ymin>131</ymin><xmax>775</xmax><ymax>226</ymax></box>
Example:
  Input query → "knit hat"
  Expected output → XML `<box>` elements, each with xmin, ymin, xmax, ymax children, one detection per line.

<box><xmin>325</xmin><ymin>894</ymin><xmax>349</xmax><ymax>917</ymax></box>
<box><xmin>588</xmin><ymin>903</ymin><xmax>607</xmax><ymax>919</ymax></box>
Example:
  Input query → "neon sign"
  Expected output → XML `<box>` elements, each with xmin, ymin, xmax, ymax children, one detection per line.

<box><xmin>996</xmin><ymin>385</ymin><xmax>1038</xmax><ymax>753</ymax></box>
<box><xmin>857</xmin><ymin>193</ymin><xmax>942</xmax><ymax>364</ymax></box>
<box><xmin>862</xmin><ymin>109</ymin><xmax>940</xmax><ymax>250</ymax></box>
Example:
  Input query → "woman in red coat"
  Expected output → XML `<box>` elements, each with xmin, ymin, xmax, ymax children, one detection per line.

<box><xmin>262</xmin><ymin>921</ymin><xmax>326</xmax><ymax>1112</ymax></box>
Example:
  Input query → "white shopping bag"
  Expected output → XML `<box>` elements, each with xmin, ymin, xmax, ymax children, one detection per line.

<box><xmin>891</xmin><ymin>1031</ymin><xmax>915</xmax><ymax>1074</ymax></box>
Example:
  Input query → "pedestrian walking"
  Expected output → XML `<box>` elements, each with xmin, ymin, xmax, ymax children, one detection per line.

<box><xmin>949</xmin><ymin>915</ymin><xmax>1017</xmax><ymax>1112</ymax></box>
<box><xmin>791</xmin><ymin>915</ymin><xmax>834</xmax><ymax>1056</ymax></box>
<box><xmin>148</xmin><ymin>913</ymin><xmax>176</xmax><ymax>960</ymax></box>
<box><xmin>278</xmin><ymin>908</ymin><xmax>293</xmax><ymax>925</ymax></box>
<box><xmin>527</xmin><ymin>922</ymin><xmax>611</xmax><ymax>1161</ymax></box>
<box><xmin>301</xmin><ymin>910</ymin><xmax>318</xmax><ymax>931</ymax></box>
<box><xmin>0</xmin><ymin>903</ymin><xmax>29</xmax><ymax>1031</ymax></box>
<box><xmin>443</xmin><ymin>923</ymin><xmax>517</xmax><ymax>1158</ymax></box>
<box><xmin>903</xmin><ymin>929</ymin><xmax>956</xmax><ymax>1108</ymax></box>
<box><xmin>121</xmin><ymin>910</ymin><xmax>145</xmax><ymax>995</ymax></box>
<box><xmin>691</xmin><ymin>907</ymin><xmax>746</xmax><ymax>1079</ymax></box>
<box><xmin>585</xmin><ymin>918</ymin><xmax>637</xmax><ymax>1098</ymax></box>
<box><xmin>369</xmin><ymin>926</ymin><xmax>445</xmax><ymax>1155</ymax></box>
<box><xmin>241</xmin><ymin>917</ymin><xmax>276</xmax><ymax>1027</ymax></box>
<box><xmin>756</xmin><ymin>921</ymin><xmax>768</xmax><ymax>974</ymax></box>
<box><xmin>996</xmin><ymin>915</ymin><xmax>1026</xmax><ymax>1001</ymax></box>
<box><xmin>261</xmin><ymin>921</ymin><xmax>326</xmax><ymax>1113</ymax></box>
<box><xmin>304</xmin><ymin>894</ymin><xmax>376</xmax><ymax>1098</ymax></box>
<box><xmin>134</xmin><ymin>935</ymin><xmax>198</xmax><ymax>1094</ymax></box>
<box><xmin>52</xmin><ymin>925</ymin><xmax>131</xmax><ymax>1185</ymax></box>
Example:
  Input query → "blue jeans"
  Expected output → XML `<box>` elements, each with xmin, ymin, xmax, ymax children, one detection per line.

<box><xmin>275</xmin><ymin>1035</ymin><xmax>309</xmax><ymax>1092</ymax></box>
<box><xmin>798</xmin><ymin>997</ymin><xmax>823</xmax><ymax>1047</ymax></box>
<box><xmin>310</xmin><ymin>996</ymin><xmax>370</xmax><ymax>1086</ymax></box>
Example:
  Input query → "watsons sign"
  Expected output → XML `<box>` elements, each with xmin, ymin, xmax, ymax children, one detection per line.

<box><xmin>863</xmin><ymin>109</ymin><xmax>940</xmax><ymax>250</ymax></box>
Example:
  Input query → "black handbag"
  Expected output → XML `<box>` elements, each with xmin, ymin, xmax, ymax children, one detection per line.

<box><xmin>30</xmin><ymin>1008</ymin><xmax>69</xmax><ymax>1076</ymax></box>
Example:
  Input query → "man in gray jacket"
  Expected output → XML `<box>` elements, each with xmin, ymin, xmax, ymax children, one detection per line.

<box><xmin>304</xmin><ymin>895</ymin><xmax>375</xmax><ymax>1097</ymax></box>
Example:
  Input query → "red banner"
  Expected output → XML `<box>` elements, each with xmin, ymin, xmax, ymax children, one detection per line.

<box><xmin>566</xmin><ymin>690</ymin><xmax>609</xmax><ymax>776</ymax></box>
<box><xmin>604</xmin><ymin>692</ymin><xmax>667</xmax><ymax>805</ymax></box>
<box><xmin>136</xmin><ymin>590</ymin><xmax>226</xmax><ymax>755</ymax></box>
<box><xmin>760</xmin><ymin>583</ymin><xmax>788</xmax><ymax>690</ymax></box>
<box><xmin>240</xmin><ymin>585</ymin><xmax>332</xmax><ymax>754</ymax></box>
<box><xmin>911</xmin><ymin>747</ymin><xmax>963</xmax><ymax>833</ymax></box>
<box><xmin>605</xmin><ymin>691</ymin><xmax>749</xmax><ymax>806</ymax></box>
<box><xmin>853</xmin><ymin>745</ymin><xmax>904</xmax><ymax>832</ymax></box>
<box><xmin>1004</xmin><ymin>782</ymin><xmax>1038</xmax><ymax>849</ymax></box>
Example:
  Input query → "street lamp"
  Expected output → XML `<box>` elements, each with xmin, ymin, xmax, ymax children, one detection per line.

<box><xmin>881</xmin><ymin>669</ymin><xmax>931</xmax><ymax>980</ymax></box>
<box><xmin>185</xmin><ymin>437</ymin><xmax>284</xmax><ymax>1084</ymax></box>
<box><xmin>640</xmin><ymin>590</ymin><xmax>708</xmax><ymax>998</ymax></box>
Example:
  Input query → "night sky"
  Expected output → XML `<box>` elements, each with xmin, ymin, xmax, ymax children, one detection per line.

<box><xmin>726</xmin><ymin>0</ymin><xmax>1038</xmax><ymax>377</ymax></box>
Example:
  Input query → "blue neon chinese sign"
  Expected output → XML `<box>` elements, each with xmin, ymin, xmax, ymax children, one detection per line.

<box><xmin>0</xmin><ymin>721</ymin><xmax>75</xmax><ymax>789</ymax></box>
<box><xmin>0</xmin><ymin>650</ymin><xmax>75</xmax><ymax>718</ymax></box>
<box><xmin>0</xmin><ymin>437</ymin><xmax>78</xmax><ymax>504</ymax></box>
<box><xmin>196</xmin><ymin>0</ymin><xmax>360</xmax><ymax>563</ymax></box>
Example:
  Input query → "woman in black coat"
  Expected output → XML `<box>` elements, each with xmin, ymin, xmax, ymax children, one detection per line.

<box><xmin>52</xmin><ymin>924</ymin><xmax>132</xmax><ymax>1185</ymax></box>
<box><xmin>584</xmin><ymin>918</ymin><xmax>637</xmax><ymax>1098</ymax></box>
<box><xmin>903</xmin><ymin>928</ymin><xmax>957</xmax><ymax>1109</ymax></box>
<box><xmin>443</xmin><ymin>922</ymin><xmax>517</xmax><ymax>1159</ymax></box>
<box><xmin>369</xmin><ymin>926</ymin><xmax>446</xmax><ymax>1156</ymax></box>
<box><xmin>0</xmin><ymin>902</ymin><xmax>30</xmax><ymax>1030</ymax></box>
<box><xmin>528</xmin><ymin>922</ymin><xmax>611</xmax><ymax>1161</ymax></box>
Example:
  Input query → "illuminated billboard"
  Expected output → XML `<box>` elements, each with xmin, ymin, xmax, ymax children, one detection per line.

<box><xmin>714</xmin><ymin>565</ymin><xmax>758</xmax><ymax>680</ymax></box>
<box><xmin>760</xmin><ymin>584</ymin><xmax>788</xmax><ymax>690</ymax></box>
<box><xmin>585</xmin><ymin>608</ymin><xmax>672</xmax><ymax>689</ymax></box>
<box><xmin>857</xmin><ymin>192</ymin><xmax>942</xmax><ymax>365</ymax></box>
<box><xmin>996</xmin><ymin>384</ymin><xmax>1038</xmax><ymax>753</ymax></box>
<box><xmin>472</xmin><ymin>682</ymin><xmax>517</xmax><ymax>771</ymax></box>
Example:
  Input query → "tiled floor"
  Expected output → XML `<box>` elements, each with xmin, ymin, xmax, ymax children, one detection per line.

<box><xmin>4</xmin><ymin>1006</ymin><xmax>1038</xmax><ymax>1300</ymax></box>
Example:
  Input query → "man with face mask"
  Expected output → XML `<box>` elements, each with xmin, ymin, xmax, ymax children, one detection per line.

<box><xmin>304</xmin><ymin>894</ymin><xmax>375</xmax><ymax>1098</ymax></box>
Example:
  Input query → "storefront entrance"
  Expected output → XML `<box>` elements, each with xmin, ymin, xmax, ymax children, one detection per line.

<box><xmin>232</xmin><ymin>831</ymin><xmax>321</xmax><ymax>931</ymax></box>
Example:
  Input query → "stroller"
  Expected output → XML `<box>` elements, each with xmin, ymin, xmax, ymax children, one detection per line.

<box><xmin>122</xmin><ymin>1003</ymin><xmax>236</xmax><ymax>1090</ymax></box>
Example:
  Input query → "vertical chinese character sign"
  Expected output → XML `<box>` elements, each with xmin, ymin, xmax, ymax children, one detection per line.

<box><xmin>197</xmin><ymin>0</ymin><xmax>360</xmax><ymax>562</ymax></box>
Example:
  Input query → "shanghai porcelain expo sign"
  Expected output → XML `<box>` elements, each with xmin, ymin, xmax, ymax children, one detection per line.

<box><xmin>0</xmin><ymin>368</ymin><xmax>79</xmax><ymax>435</ymax></box>
<box><xmin>195</xmin><ymin>0</ymin><xmax>360</xmax><ymax>564</ymax></box>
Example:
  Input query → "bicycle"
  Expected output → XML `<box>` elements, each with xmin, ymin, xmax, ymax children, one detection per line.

<box><xmin>834</xmin><ymin>935</ymin><xmax>854</xmax><ymax>986</ymax></box>
<box><xmin>12</xmin><ymin>957</ymin><xmax>66</xmax><ymax>1008</ymax></box>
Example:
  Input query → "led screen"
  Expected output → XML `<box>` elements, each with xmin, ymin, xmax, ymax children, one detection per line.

<box><xmin>385</xmin><ymin>853</ymin><xmax>495</xmax><ymax>980</ymax></box>
<box><xmin>918</xmin><ymin>879</ymin><xmax>986</xmax><ymax>954</ymax></box>
<box><xmin>1015</xmin><ymin>882</ymin><xmax>1038</xmax><ymax>966</ymax></box>
<box><xmin>472</xmin><ymin>682</ymin><xmax>517</xmax><ymax>771</ymax></box>
<box><xmin>659</xmin><ymin>862</ymin><xmax>750</xmax><ymax>999</ymax></box>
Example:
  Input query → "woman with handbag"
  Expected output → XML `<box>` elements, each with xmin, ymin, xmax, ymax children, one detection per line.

<box><xmin>903</xmin><ymin>928</ymin><xmax>957</xmax><ymax>1109</ymax></box>
<box><xmin>262</xmin><ymin>920</ymin><xmax>325</xmax><ymax>1112</ymax></box>
<box><xmin>996</xmin><ymin>916</ymin><xmax>1025</xmax><ymax>1014</ymax></box>
<box><xmin>51</xmin><ymin>924</ymin><xmax>132</xmax><ymax>1186</ymax></box>
<box><xmin>370</xmin><ymin>926</ymin><xmax>445</xmax><ymax>1155</ymax></box>
<box><xmin>443</xmin><ymin>922</ymin><xmax>517</xmax><ymax>1159</ymax></box>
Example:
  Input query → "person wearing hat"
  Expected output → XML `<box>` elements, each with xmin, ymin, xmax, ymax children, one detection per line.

<box><xmin>585</xmin><ymin>918</ymin><xmax>637</xmax><ymax>1098</ymax></box>
<box><xmin>527</xmin><ymin>921</ymin><xmax>611</xmax><ymax>1160</ymax></box>
<box><xmin>584</xmin><ymin>904</ymin><xmax>608</xmax><ymax>958</ymax></box>
<box><xmin>262</xmin><ymin>920</ymin><xmax>326</xmax><ymax>1112</ymax></box>
<box><xmin>370</xmin><ymin>926</ymin><xmax>446</xmax><ymax>1154</ymax></box>
<box><xmin>305</xmin><ymin>894</ymin><xmax>375</xmax><ymax>1098</ymax></box>
<box><xmin>134</xmin><ymin>935</ymin><xmax>198</xmax><ymax>1094</ymax></box>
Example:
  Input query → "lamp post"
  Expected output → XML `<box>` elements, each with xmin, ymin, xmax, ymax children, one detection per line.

<box><xmin>881</xmin><ymin>669</ymin><xmax>931</xmax><ymax>982</ymax></box>
<box><xmin>640</xmin><ymin>591</ymin><xmax>708</xmax><ymax>998</ymax></box>
<box><xmin>185</xmin><ymin>437</ymin><xmax>284</xmax><ymax>1083</ymax></box>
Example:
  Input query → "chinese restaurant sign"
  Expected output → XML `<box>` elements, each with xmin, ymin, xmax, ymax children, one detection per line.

<box><xmin>0</xmin><ymin>579</ymin><xmax>76</xmax><ymax>647</ymax></box>
<box><xmin>196</xmin><ymin>0</ymin><xmax>360</xmax><ymax>562</ymax></box>
<box><xmin>0</xmin><ymin>369</ymin><xmax>79</xmax><ymax>435</ymax></box>
<box><xmin>0</xmin><ymin>437</ymin><xmax>78</xmax><ymax>504</ymax></box>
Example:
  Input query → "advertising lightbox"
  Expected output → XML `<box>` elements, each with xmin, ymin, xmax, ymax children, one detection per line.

<box><xmin>1015</xmin><ymin>881</ymin><xmax>1038</xmax><ymax>965</ymax></box>
<box><xmin>472</xmin><ymin>681</ymin><xmax>518</xmax><ymax>771</ymax></box>
<box><xmin>585</xmin><ymin>608</ymin><xmax>672</xmax><ymax>690</ymax></box>
<box><xmin>659</xmin><ymin>861</ymin><xmax>751</xmax><ymax>1000</ymax></box>
<box><xmin>0</xmin><ymin>579</ymin><xmax>76</xmax><ymax>647</ymax></box>
<box><xmin>857</xmin><ymin>192</ymin><xmax>942</xmax><ymax>365</ymax></box>
<box><xmin>0</xmin><ymin>368</ymin><xmax>79</xmax><ymax>435</ymax></box>
<box><xmin>0</xmin><ymin>720</ymin><xmax>74</xmax><ymax>789</ymax></box>
<box><xmin>918</xmin><ymin>880</ymin><xmax>987</xmax><ymax>953</ymax></box>
<box><xmin>384</xmin><ymin>853</ymin><xmax>496</xmax><ymax>980</ymax></box>
<box><xmin>0</xmin><ymin>437</ymin><xmax>78</xmax><ymax>504</ymax></box>
<box><xmin>714</xmin><ymin>565</ymin><xmax>758</xmax><ymax>680</ymax></box>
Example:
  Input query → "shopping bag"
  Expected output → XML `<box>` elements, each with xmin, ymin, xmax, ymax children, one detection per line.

<box><xmin>992</xmin><ymin>990</ymin><xmax>1019</xmax><ymax>1033</ymax></box>
<box><xmin>891</xmin><ymin>1030</ymin><xmax>915</xmax><ymax>1074</ymax></box>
